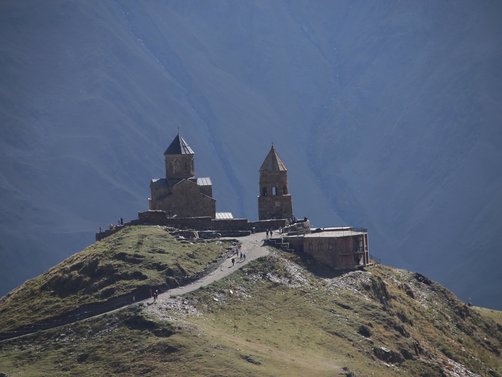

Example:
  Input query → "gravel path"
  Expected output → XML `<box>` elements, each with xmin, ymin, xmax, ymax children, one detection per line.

<box><xmin>156</xmin><ymin>232</ymin><xmax>268</xmax><ymax>302</ymax></box>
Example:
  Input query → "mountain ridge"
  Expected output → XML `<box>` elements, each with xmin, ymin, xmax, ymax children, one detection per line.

<box><xmin>0</xmin><ymin>225</ymin><xmax>500</xmax><ymax>376</ymax></box>
<box><xmin>1</xmin><ymin>1</ymin><xmax>501</xmax><ymax>309</ymax></box>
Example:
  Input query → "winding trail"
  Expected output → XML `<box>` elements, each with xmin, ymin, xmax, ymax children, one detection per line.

<box><xmin>154</xmin><ymin>232</ymin><xmax>268</xmax><ymax>303</ymax></box>
<box><xmin>0</xmin><ymin>232</ymin><xmax>270</xmax><ymax>342</ymax></box>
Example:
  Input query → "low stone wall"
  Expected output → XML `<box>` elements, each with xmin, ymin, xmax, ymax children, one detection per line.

<box><xmin>135</xmin><ymin>211</ymin><xmax>287</xmax><ymax>233</ymax></box>
<box><xmin>137</xmin><ymin>210</ymin><xmax>170</xmax><ymax>225</ymax></box>
<box><xmin>208</xmin><ymin>218</ymin><xmax>249</xmax><ymax>230</ymax></box>
<box><xmin>219</xmin><ymin>230</ymin><xmax>252</xmax><ymax>237</ymax></box>
<box><xmin>250</xmin><ymin>219</ymin><xmax>288</xmax><ymax>232</ymax></box>
<box><xmin>137</xmin><ymin>212</ymin><xmax>213</xmax><ymax>229</ymax></box>
<box><xmin>95</xmin><ymin>212</ymin><xmax>290</xmax><ymax>241</ymax></box>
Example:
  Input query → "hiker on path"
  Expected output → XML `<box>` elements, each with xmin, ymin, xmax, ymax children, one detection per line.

<box><xmin>153</xmin><ymin>289</ymin><xmax>158</xmax><ymax>303</ymax></box>
<box><xmin>231</xmin><ymin>258</ymin><xmax>235</xmax><ymax>266</ymax></box>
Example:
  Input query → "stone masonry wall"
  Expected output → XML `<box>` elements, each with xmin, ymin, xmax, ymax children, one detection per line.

<box><xmin>303</xmin><ymin>235</ymin><xmax>368</xmax><ymax>269</ymax></box>
<box><xmin>136</xmin><ymin>211</ymin><xmax>287</xmax><ymax>232</ymax></box>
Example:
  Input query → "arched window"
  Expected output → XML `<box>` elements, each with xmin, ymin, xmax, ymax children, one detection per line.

<box><xmin>272</xmin><ymin>186</ymin><xmax>277</xmax><ymax>196</ymax></box>
<box><xmin>262</xmin><ymin>187</ymin><xmax>268</xmax><ymax>196</ymax></box>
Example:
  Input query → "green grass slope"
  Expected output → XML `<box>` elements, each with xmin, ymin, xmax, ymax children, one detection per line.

<box><xmin>0</xmin><ymin>246</ymin><xmax>500</xmax><ymax>376</ymax></box>
<box><xmin>0</xmin><ymin>226</ymin><xmax>232</xmax><ymax>334</ymax></box>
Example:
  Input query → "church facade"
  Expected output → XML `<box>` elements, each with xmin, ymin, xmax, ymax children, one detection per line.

<box><xmin>148</xmin><ymin>135</ymin><xmax>295</xmax><ymax>223</ymax></box>
<box><xmin>148</xmin><ymin>133</ymin><xmax>216</xmax><ymax>218</ymax></box>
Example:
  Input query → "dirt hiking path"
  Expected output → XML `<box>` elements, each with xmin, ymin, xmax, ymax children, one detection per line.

<box><xmin>0</xmin><ymin>232</ymin><xmax>270</xmax><ymax>342</ymax></box>
<box><xmin>156</xmin><ymin>232</ymin><xmax>268</xmax><ymax>302</ymax></box>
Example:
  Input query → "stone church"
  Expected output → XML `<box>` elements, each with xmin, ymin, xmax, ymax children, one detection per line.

<box><xmin>148</xmin><ymin>133</ymin><xmax>216</xmax><ymax>218</ymax></box>
<box><xmin>99</xmin><ymin>131</ymin><xmax>370</xmax><ymax>270</ymax></box>
<box><xmin>148</xmin><ymin>134</ymin><xmax>295</xmax><ymax>223</ymax></box>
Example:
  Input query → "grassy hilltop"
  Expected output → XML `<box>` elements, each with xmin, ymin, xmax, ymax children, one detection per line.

<box><xmin>0</xmin><ymin>226</ymin><xmax>233</xmax><ymax>335</ymax></box>
<box><xmin>0</xmin><ymin>226</ymin><xmax>501</xmax><ymax>376</ymax></box>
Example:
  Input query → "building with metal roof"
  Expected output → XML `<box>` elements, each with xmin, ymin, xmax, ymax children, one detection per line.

<box><xmin>164</xmin><ymin>133</ymin><xmax>195</xmax><ymax>155</ymax></box>
<box><xmin>149</xmin><ymin>133</ymin><xmax>216</xmax><ymax>218</ymax></box>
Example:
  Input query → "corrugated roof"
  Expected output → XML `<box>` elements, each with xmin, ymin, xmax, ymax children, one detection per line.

<box><xmin>304</xmin><ymin>230</ymin><xmax>367</xmax><ymax>238</ymax></box>
<box><xmin>164</xmin><ymin>133</ymin><xmax>195</xmax><ymax>155</ymax></box>
<box><xmin>259</xmin><ymin>145</ymin><xmax>287</xmax><ymax>172</ymax></box>
<box><xmin>197</xmin><ymin>177</ymin><xmax>212</xmax><ymax>186</ymax></box>
<box><xmin>215</xmin><ymin>212</ymin><xmax>234</xmax><ymax>219</ymax></box>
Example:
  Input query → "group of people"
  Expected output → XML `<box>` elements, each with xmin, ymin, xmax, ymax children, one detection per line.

<box><xmin>231</xmin><ymin>247</ymin><xmax>246</xmax><ymax>266</ymax></box>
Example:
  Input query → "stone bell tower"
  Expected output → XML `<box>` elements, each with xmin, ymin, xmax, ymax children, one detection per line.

<box><xmin>258</xmin><ymin>145</ymin><xmax>293</xmax><ymax>220</ymax></box>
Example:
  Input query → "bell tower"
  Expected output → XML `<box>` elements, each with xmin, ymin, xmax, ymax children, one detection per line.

<box><xmin>258</xmin><ymin>145</ymin><xmax>293</xmax><ymax>220</ymax></box>
<box><xmin>164</xmin><ymin>132</ymin><xmax>195</xmax><ymax>181</ymax></box>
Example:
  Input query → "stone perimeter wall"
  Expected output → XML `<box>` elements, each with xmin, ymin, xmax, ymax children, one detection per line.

<box><xmin>136</xmin><ymin>211</ymin><xmax>287</xmax><ymax>232</ymax></box>
<box><xmin>96</xmin><ymin>211</ymin><xmax>288</xmax><ymax>241</ymax></box>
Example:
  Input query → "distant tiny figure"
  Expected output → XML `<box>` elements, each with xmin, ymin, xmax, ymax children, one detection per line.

<box><xmin>99</xmin><ymin>226</ymin><xmax>102</xmax><ymax>233</ymax></box>
<box><xmin>231</xmin><ymin>258</ymin><xmax>235</xmax><ymax>266</ymax></box>
<box><xmin>153</xmin><ymin>289</ymin><xmax>159</xmax><ymax>303</ymax></box>
<box><xmin>120</xmin><ymin>217</ymin><xmax>124</xmax><ymax>225</ymax></box>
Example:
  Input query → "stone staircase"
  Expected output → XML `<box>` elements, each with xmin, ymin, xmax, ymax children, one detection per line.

<box><xmin>265</xmin><ymin>237</ymin><xmax>295</xmax><ymax>253</ymax></box>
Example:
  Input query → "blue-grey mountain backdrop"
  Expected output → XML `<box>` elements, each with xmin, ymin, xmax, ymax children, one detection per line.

<box><xmin>1</xmin><ymin>0</ymin><xmax>501</xmax><ymax>309</ymax></box>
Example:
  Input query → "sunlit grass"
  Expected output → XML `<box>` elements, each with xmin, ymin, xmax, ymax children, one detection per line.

<box><xmin>0</xmin><ymin>225</ymin><xmax>231</xmax><ymax>333</ymax></box>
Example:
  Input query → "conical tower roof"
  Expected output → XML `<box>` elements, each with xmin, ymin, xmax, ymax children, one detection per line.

<box><xmin>260</xmin><ymin>145</ymin><xmax>287</xmax><ymax>172</ymax></box>
<box><xmin>164</xmin><ymin>133</ymin><xmax>194</xmax><ymax>155</ymax></box>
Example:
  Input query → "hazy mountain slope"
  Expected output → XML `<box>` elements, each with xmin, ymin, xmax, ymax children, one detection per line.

<box><xmin>0</xmin><ymin>1</ymin><xmax>501</xmax><ymax>308</ymax></box>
